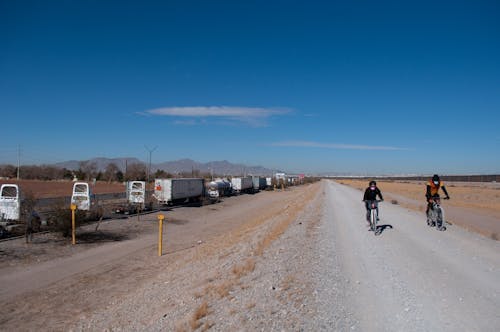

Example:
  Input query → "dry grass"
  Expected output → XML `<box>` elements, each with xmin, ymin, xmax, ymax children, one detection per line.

<box><xmin>204</xmin><ymin>280</ymin><xmax>233</xmax><ymax>299</ymax></box>
<box><xmin>215</xmin><ymin>281</ymin><xmax>232</xmax><ymax>299</ymax></box>
<box><xmin>200</xmin><ymin>321</ymin><xmax>214</xmax><ymax>331</ymax></box>
<box><xmin>246</xmin><ymin>302</ymin><xmax>256</xmax><ymax>310</ymax></box>
<box><xmin>232</xmin><ymin>258</ymin><xmax>256</xmax><ymax>278</ymax></box>
<box><xmin>190</xmin><ymin>301</ymin><xmax>209</xmax><ymax>330</ymax></box>
<box><xmin>281</xmin><ymin>275</ymin><xmax>295</xmax><ymax>291</ymax></box>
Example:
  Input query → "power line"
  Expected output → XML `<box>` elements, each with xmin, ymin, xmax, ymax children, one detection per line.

<box><xmin>17</xmin><ymin>144</ymin><xmax>20</xmax><ymax>180</ymax></box>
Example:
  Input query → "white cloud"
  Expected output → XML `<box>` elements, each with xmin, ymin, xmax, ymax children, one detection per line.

<box><xmin>271</xmin><ymin>140</ymin><xmax>409</xmax><ymax>151</ymax></box>
<box><xmin>143</xmin><ymin>106</ymin><xmax>289</xmax><ymax>126</ymax></box>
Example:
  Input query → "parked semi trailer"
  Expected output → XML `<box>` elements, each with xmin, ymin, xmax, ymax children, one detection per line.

<box><xmin>230</xmin><ymin>176</ymin><xmax>253</xmax><ymax>194</ymax></box>
<box><xmin>251</xmin><ymin>176</ymin><xmax>267</xmax><ymax>192</ymax></box>
<box><xmin>153</xmin><ymin>178</ymin><xmax>204</xmax><ymax>206</ymax></box>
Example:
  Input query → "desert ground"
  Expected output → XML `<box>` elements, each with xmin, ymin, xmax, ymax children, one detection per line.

<box><xmin>0</xmin><ymin>180</ymin><xmax>498</xmax><ymax>331</ymax></box>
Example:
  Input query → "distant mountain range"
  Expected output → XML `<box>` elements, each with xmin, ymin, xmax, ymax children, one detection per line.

<box><xmin>53</xmin><ymin>158</ymin><xmax>281</xmax><ymax>176</ymax></box>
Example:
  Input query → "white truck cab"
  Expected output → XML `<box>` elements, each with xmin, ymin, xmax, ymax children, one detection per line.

<box><xmin>127</xmin><ymin>181</ymin><xmax>146</xmax><ymax>204</ymax></box>
<box><xmin>71</xmin><ymin>182</ymin><xmax>92</xmax><ymax>210</ymax></box>
<box><xmin>0</xmin><ymin>184</ymin><xmax>20</xmax><ymax>221</ymax></box>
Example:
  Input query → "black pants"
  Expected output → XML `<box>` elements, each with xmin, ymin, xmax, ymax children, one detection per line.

<box><xmin>365</xmin><ymin>200</ymin><xmax>379</xmax><ymax>220</ymax></box>
<box><xmin>426</xmin><ymin>194</ymin><xmax>440</xmax><ymax>215</ymax></box>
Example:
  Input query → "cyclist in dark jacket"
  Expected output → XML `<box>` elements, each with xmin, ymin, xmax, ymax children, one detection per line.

<box><xmin>363</xmin><ymin>180</ymin><xmax>384</xmax><ymax>223</ymax></box>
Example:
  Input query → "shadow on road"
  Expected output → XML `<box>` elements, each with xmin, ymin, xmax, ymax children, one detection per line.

<box><xmin>77</xmin><ymin>231</ymin><xmax>129</xmax><ymax>243</ymax></box>
<box><xmin>375</xmin><ymin>224</ymin><xmax>393</xmax><ymax>236</ymax></box>
<box><xmin>166</xmin><ymin>218</ymin><xmax>190</xmax><ymax>225</ymax></box>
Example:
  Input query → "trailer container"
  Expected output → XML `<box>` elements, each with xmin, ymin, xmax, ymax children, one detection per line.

<box><xmin>153</xmin><ymin>178</ymin><xmax>204</xmax><ymax>206</ymax></box>
<box><xmin>251</xmin><ymin>176</ymin><xmax>267</xmax><ymax>192</ymax></box>
<box><xmin>231</xmin><ymin>176</ymin><xmax>253</xmax><ymax>194</ymax></box>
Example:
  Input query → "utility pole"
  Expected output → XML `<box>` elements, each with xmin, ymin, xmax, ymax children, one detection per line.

<box><xmin>17</xmin><ymin>144</ymin><xmax>20</xmax><ymax>180</ymax></box>
<box><xmin>145</xmin><ymin>145</ymin><xmax>157</xmax><ymax>184</ymax></box>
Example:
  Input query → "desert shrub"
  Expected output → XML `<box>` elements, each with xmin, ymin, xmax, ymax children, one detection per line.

<box><xmin>391</xmin><ymin>199</ymin><xmax>399</xmax><ymax>205</ymax></box>
<box><xmin>46</xmin><ymin>200</ymin><xmax>103</xmax><ymax>237</ymax></box>
<box><xmin>20</xmin><ymin>191</ymin><xmax>37</xmax><ymax>223</ymax></box>
<box><xmin>47</xmin><ymin>205</ymin><xmax>85</xmax><ymax>237</ymax></box>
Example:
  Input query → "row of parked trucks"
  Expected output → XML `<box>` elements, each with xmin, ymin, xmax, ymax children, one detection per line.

<box><xmin>153</xmin><ymin>176</ymin><xmax>271</xmax><ymax>206</ymax></box>
<box><xmin>0</xmin><ymin>175</ymin><xmax>287</xmax><ymax>224</ymax></box>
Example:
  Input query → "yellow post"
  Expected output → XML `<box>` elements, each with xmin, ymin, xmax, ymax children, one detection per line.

<box><xmin>70</xmin><ymin>204</ymin><xmax>77</xmax><ymax>245</ymax></box>
<box><xmin>158</xmin><ymin>214</ymin><xmax>164</xmax><ymax>256</ymax></box>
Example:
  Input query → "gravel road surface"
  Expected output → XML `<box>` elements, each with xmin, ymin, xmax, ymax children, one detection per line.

<box><xmin>320</xmin><ymin>181</ymin><xmax>499</xmax><ymax>331</ymax></box>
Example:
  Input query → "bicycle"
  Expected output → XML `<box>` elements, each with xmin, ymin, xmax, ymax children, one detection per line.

<box><xmin>427</xmin><ymin>196</ymin><xmax>448</xmax><ymax>231</ymax></box>
<box><xmin>365</xmin><ymin>200</ymin><xmax>382</xmax><ymax>234</ymax></box>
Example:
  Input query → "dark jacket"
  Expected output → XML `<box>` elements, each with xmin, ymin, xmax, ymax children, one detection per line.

<box><xmin>363</xmin><ymin>187</ymin><xmax>383</xmax><ymax>201</ymax></box>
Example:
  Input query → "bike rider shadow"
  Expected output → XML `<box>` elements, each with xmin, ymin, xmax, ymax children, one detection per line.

<box><xmin>374</xmin><ymin>224</ymin><xmax>393</xmax><ymax>235</ymax></box>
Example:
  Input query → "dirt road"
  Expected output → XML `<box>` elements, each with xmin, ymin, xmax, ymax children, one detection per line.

<box><xmin>0</xmin><ymin>180</ymin><xmax>498</xmax><ymax>331</ymax></box>
<box><xmin>319</xmin><ymin>181</ymin><xmax>500</xmax><ymax>331</ymax></box>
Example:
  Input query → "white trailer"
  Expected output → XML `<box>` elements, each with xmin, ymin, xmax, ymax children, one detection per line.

<box><xmin>153</xmin><ymin>178</ymin><xmax>204</xmax><ymax>206</ymax></box>
<box><xmin>231</xmin><ymin>176</ymin><xmax>253</xmax><ymax>194</ymax></box>
<box><xmin>251</xmin><ymin>176</ymin><xmax>267</xmax><ymax>192</ymax></box>
<box><xmin>127</xmin><ymin>181</ymin><xmax>146</xmax><ymax>204</ymax></box>
<box><xmin>0</xmin><ymin>184</ymin><xmax>20</xmax><ymax>221</ymax></box>
<box><xmin>71</xmin><ymin>182</ymin><xmax>92</xmax><ymax>211</ymax></box>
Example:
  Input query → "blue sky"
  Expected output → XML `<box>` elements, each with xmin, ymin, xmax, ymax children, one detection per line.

<box><xmin>1</xmin><ymin>0</ymin><xmax>499</xmax><ymax>175</ymax></box>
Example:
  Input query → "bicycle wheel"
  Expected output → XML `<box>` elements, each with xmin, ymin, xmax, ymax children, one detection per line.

<box><xmin>371</xmin><ymin>209</ymin><xmax>376</xmax><ymax>232</ymax></box>
<box><xmin>427</xmin><ymin>209</ymin><xmax>436</xmax><ymax>227</ymax></box>
<box><xmin>437</xmin><ymin>208</ymin><xmax>444</xmax><ymax>230</ymax></box>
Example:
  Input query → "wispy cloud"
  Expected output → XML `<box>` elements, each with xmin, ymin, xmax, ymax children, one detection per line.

<box><xmin>271</xmin><ymin>140</ymin><xmax>409</xmax><ymax>151</ymax></box>
<box><xmin>142</xmin><ymin>106</ymin><xmax>290</xmax><ymax>126</ymax></box>
<box><xmin>172</xmin><ymin>119</ymin><xmax>200</xmax><ymax>126</ymax></box>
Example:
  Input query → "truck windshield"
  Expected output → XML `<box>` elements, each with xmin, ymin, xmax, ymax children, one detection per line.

<box><xmin>1</xmin><ymin>187</ymin><xmax>17</xmax><ymax>198</ymax></box>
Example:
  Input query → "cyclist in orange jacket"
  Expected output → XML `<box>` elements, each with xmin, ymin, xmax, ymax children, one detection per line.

<box><xmin>426</xmin><ymin>174</ymin><xmax>450</xmax><ymax>223</ymax></box>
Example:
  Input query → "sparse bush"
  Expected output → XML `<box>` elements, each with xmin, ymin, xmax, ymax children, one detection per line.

<box><xmin>46</xmin><ymin>201</ymin><xmax>102</xmax><ymax>237</ymax></box>
<box><xmin>391</xmin><ymin>199</ymin><xmax>399</xmax><ymax>205</ymax></box>
<box><xmin>20</xmin><ymin>191</ymin><xmax>37</xmax><ymax>222</ymax></box>
<box><xmin>47</xmin><ymin>205</ymin><xmax>84</xmax><ymax>237</ymax></box>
